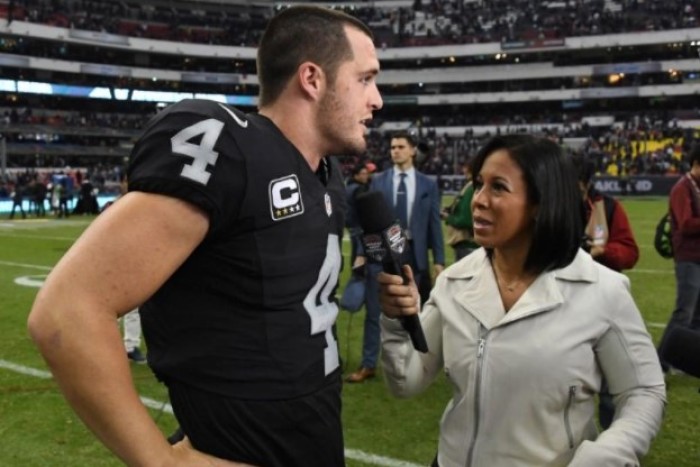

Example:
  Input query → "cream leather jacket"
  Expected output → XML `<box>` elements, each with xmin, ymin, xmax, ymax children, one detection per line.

<box><xmin>381</xmin><ymin>249</ymin><xmax>665</xmax><ymax>467</ymax></box>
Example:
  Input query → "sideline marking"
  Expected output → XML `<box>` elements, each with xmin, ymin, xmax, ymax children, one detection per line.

<box><xmin>0</xmin><ymin>359</ymin><xmax>422</xmax><ymax>467</ymax></box>
<box><xmin>627</xmin><ymin>269</ymin><xmax>673</xmax><ymax>275</ymax></box>
<box><xmin>0</xmin><ymin>260</ymin><xmax>53</xmax><ymax>271</ymax></box>
<box><xmin>14</xmin><ymin>275</ymin><xmax>48</xmax><ymax>288</ymax></box>
<box><xmin>647</xmin><ymin>322</ymin><xmax>666</xmax><ymax>329</ymax></box>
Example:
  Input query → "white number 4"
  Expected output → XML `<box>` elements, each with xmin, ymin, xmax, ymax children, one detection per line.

<box><xmin>170</xmin><ymin>118</ymin><xmax>224</xmax><ymax>185</ymax></box>
<box><xmin>304</xmin><ymin>234</ymin><xmax>341</xmax><ymax>375</ymax></box>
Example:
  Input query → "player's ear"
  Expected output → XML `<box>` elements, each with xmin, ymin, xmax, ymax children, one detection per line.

<box><xmin>297</xmin><ymin>62</ymin><xmax>325</xmax><ymax>101</ymax></box>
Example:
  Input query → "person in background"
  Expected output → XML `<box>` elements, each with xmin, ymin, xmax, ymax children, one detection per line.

<box><xmin>658</xmin><ymin>144</ymin><xmax>700</xmax><ymax>372</ymax></box>
<box><xmin>377</xmin><ymin>134</ymin><xmax>665</xmax><ymax>467</ymax></box>
<box><xmin>346</xmin><ymin>131</ymin><xmax>445</xmax><ymax>383</ymax></box>
<box><xmin>345</xmin><ymin>161</ymin><xmax>373</xmax><ymax>267</ymax></box>
<box><xmin>27</xmin><ymin>6</ymin><xmax>382</xmax><ymax>466</ymax></box>
<box><xmin>122</xmin><ymin>309</ymin><xmax>146</xmax><ymax>364</ymax></box>
<box><xmin>572</xmin><ymin>153</ymin><xmax>640</xmax><ymax>429</ymax></box>
<box><xmin>9</xmin><ymin>182</ymin><xmax>26</xmax><ymax>219</ymax></box>
<box><xmin>33</xmin><ymin>178</ymin><xmax>47</xmax><ymax>217</ymax></box>
<box><xmin>58</xmin><ymin>176</ymin><xmax>72</xmax><ymax>218</ymax></box>
<box><xmin>441</xmin><ymin>159</ymin><xmax>478</xmax><ymax>262</ymax></box>
<box><xmin>573</xmin><ymin>154</ymin><xmax>639</xmax><ymax>272</ymax></box>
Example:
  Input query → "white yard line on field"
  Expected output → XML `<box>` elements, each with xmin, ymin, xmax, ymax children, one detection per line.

<box><xmin>0</xmin><ymin>359</ymin><xmax>422</xmax><ymax>467</ymax></box>
<box><xmin>646</xmin><ymin>322</ymin><xmax>667</xmax><ymax>329</ymax></box>
<box><xmin>0</xmin><ymin>260</ymin><xmax>53</xmax><ymax>271</ymax></box>
<box><xmin>627</xmin><ymin>269</ymin><xmax>673</xmax><ymax>274</ymax></box>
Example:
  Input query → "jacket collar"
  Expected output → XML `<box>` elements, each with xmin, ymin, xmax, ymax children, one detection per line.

<box><xmin>444</xmin><ymin>249</ymin><xmax>598</xmax><ymax>328</ymax></box>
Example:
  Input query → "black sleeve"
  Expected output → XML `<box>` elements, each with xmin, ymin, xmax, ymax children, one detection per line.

<box><xmin>127</xmin><ymin>99</ymin><xmax>247</xmax><ymax>235</ymax></box>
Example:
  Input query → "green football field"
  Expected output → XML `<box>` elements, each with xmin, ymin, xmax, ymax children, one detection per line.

<box><xmin>0</xmin><ymin>197</ymin><xmax>698</xmax><ymax>466</ymax></box>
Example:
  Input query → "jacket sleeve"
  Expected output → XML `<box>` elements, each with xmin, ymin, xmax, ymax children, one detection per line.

<box><xmin>380</xmin><ymin>295</ymin><xmax>444</xmax><ymax>398</ymax></box>
<box><xmin>600</xmin><ymin>199</ymin><xmax>639</xmax><ymax>271</ymax></box>
<box><xmin>569</xmin><ymin>276</ymin><xmax>665</xmax><ymax>466</ymax></box>
<box><xmin>671</xmin><ymin>179</ymin><xmax>700</xmax><ymax>236</ymax></box>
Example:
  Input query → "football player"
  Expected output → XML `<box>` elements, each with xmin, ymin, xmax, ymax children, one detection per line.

<box><xmin>28</xmin><ymin>6</ymin><xmax>382</xmax><ymax>467</ymax></box>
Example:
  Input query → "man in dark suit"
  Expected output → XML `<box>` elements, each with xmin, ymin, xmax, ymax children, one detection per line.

<box><xmin>346</xmin><ymin>131</ymin><xmax>445</xmax><ymax>383</ymax></box>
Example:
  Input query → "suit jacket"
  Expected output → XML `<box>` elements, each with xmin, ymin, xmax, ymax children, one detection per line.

<box><xmin>369</xmin><ymin>168</ymin><xmax>445</xmax><ymax>271</ymax></box>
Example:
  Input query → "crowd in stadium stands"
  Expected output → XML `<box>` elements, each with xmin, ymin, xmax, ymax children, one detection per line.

<box><xmin>1</xmin><ymin>103</ymin><xmax>695</xmax><ymax>180</ymax></box>
<box><xmin>1</xmin><ymin>0</ymin><xmax>699</xmax><ymax>200</ymax></box>
<box><xmin>362</xmin><ymin>128</ymin><xmax>691</xmax><ymax>176</ymax></box>
<box><xmin>2</xmin><ymin>107</ymin><xmax>147</xmax><ymax>130</ymax></box>
<box><xmin>0</xmin><ymin>123</ymin><xmax>696</xmax><ymax>213</ymax></box>
<box><xmin>3</xmin><ymin>107</ymin><xmax>137</xmax><ymax>132</ymax></box>
<box><xmin>3</xmin><ymin>0</ymin><xmax>698</xmax><ymax>47</ymax></box>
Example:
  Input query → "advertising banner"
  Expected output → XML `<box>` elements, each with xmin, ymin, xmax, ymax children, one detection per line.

<box><xmin>435</xmin><ymin>174</ymin><xmax>680</xmax><ymax>196</ymax></box>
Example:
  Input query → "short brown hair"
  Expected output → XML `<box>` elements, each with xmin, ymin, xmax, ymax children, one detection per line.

<box><xmin>391</xmin><ymin>131</ymin><xmax>416</xmax><ymax>147</ymax></box>
<box><xmin>256</xmin><ymin>6</ymin><xmax>373</xmax><ymax>107</ymax></box>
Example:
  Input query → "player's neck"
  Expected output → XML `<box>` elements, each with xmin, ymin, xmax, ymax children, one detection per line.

<box><xmin>259</xmin><ymin>105</ymin><xmax>324</xmax><ymax>172</ymax></box>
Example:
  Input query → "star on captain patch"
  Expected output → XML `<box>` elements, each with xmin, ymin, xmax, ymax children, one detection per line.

<box><xmin>324</xmin><ymin>193</ymin><xmax>332</xmax><ymax>217</ymax></box>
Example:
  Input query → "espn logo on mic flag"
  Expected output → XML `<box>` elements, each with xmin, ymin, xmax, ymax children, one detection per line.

<box><xmin>362</xmin><ymin>233</ymin><xmax>386</xmax><ymax>263</ymax></box>
<box><xmin>384</xmin><ymin>224</ymin><xmax>406</xmax><ymax>254</ymax></box>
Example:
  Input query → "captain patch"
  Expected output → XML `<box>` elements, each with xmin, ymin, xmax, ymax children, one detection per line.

<box><xmin>269</xmin><ymin>175</ymin><xmax>305</xmax><ymax>221</ymax></box>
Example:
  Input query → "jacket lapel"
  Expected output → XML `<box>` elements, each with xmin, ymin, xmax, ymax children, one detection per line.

<box><xmin>446</xmin><ymin>249</ymin><xmax>597</xmax><ymax>329</ymax></box>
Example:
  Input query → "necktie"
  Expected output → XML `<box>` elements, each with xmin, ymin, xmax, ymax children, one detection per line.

<box><xmin>396</xmin><ymin>172</ymin><xmax>408</xmax><ymax>229</ymax></box>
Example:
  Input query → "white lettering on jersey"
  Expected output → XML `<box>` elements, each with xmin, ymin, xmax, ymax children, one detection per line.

<box><xmin>218</xmin><ymin>103</ymin><xmax>249</xmax><ymax>128</ymax></box>
<box><xmin>269</xmin><ymin>175</ymin><xmax>305</xmax><ymax>221</ymax></box>
<box><xmin>324</xmin><ymin>193</ymin><xmax>332</xmax><ymax>217</ymax></box>
<box><xmin>170</xmin><ymin>118</ymin><xmax>224</xmax><ymax>185</ymax></box>
<box><xmin>303</xmin><ymin>234</ymin><xmax>341</xmax><ymax>375</ymax></box>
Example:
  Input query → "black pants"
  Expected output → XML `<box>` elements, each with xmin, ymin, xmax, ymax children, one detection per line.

<box><xmin>168</xmin><ymin>378</ymin><xmax>345</xmax><ymax>467</ymax></box>
<box><xmin>598</xmin><ymin>379</ymin><xmax>614</xmax><ymax>429</ymax></box>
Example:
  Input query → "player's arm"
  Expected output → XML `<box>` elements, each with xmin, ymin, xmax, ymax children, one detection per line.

<box><xmin>27</xmin><ymin>192</ymin><xmax>232</xmax><ymax>466</ymax></box>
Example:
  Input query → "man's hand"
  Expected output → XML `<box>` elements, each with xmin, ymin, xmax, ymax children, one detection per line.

<box><xmin>353</xmin><ymin>255</ymin><xmax>367</xmax><ymax>269</ymax></box>
<box><xmin>589</xmin><ymin>245</ymin><xmax>605</xmax><ymax>258</ymax></box>
<box><xmin>171</xmin><ymin>437</ymin><xmax>259</xmax><ymax>466</ymax></box>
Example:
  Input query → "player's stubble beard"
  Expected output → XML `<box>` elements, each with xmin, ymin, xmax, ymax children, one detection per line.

<box><xmin>317</xmin><ymin>82</ymin><xmax>366</xmax><ymax>157</ymax></box>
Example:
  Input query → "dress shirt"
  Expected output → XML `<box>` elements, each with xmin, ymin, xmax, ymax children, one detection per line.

<box><xmin>393</xmin><ymin>167</ymin><xmax>416</xmax><ymax>226</ymax></box>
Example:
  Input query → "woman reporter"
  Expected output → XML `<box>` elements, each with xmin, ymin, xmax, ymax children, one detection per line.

<box><xmin>377</xmin><ymin>134</ymin><xmax>665</xmax><ymax>467</ymax></box>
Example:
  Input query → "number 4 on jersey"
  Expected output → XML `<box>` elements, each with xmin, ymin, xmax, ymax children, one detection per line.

<box><xmin>171</xmin><ymin>118</ymin><xmax>224</xmax><ymax>185</ymax></box>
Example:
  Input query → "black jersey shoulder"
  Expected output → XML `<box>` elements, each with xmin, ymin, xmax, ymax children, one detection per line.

<box><xmin>127</xmin><ymin>99</ymin><xmax>276</xmax><ymax>233</ymax></box>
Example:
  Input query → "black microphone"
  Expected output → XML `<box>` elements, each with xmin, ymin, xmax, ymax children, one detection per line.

<box><xmin>663</xmin><ymin>326</ymin><xmax>700</xmax><ymax>378</ymax></box>
<box><xmin>356</xmin><ymin>190</ymin><xmax>429</xmax><ymax>353</ymax></box>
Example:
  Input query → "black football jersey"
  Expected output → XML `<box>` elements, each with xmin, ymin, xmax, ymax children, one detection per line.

<box><xmin>128</xmin><ymin>99</ymin><xmax>346</xmax><ymax>399</ymax></box>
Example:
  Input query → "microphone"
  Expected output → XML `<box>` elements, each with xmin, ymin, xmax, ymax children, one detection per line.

<box><xmin>662</xmin><ymin>326</ymin><xmax>700</xmax><ymax>378</ymax></box>
<box><xmin>356</xmin><ymin>191</ymin><xmax>429</xmax><ymax>353</ymax></box>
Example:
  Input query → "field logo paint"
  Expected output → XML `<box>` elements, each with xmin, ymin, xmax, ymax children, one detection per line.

<box><xmin>14</xmin><ymin>275</ymin><xmax>47</xmax><ymax>288</ymax></box>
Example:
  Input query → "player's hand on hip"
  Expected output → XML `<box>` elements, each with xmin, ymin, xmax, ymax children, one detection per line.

<box><xmin>171</xmin><ymin>436</ymin><xmax>259</xmax><ymax>466</ymax></box>
<box><xmin>377</xmin><ymin>265</ymin><xmax>420</xmax><ymax>319</ymax></box>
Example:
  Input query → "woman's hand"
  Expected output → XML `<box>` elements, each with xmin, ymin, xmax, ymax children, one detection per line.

<box><xmin>377</xmin><ymin>265</ymin><xmax>421</xmax><ymax>319</ymax></box>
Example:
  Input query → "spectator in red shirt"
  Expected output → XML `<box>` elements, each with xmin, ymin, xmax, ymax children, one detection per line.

<box><xmin>573</xmin><ymin>154</ymin><xmax>640</xmax><ymax>430</ymax></box>
<box><xmin>658</xmin><ymin>144</ymin><xmax>700</xmax><ymax>372</ymax></box>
